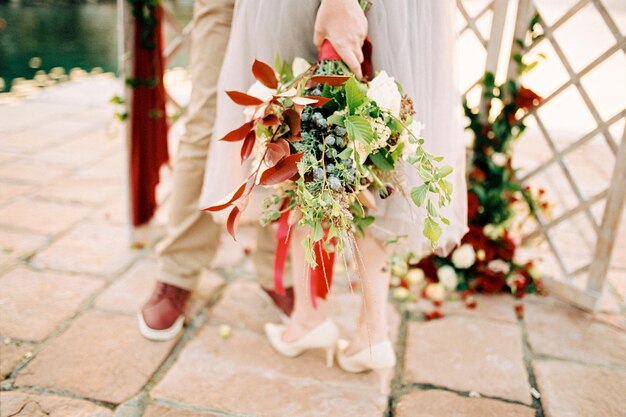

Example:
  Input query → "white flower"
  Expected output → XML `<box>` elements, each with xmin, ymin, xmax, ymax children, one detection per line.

<box><xmin>367</xmin><ymin>71</ymin><xmax>402</xmax><ymax>117</ymax></box>
<box><xmin>390</xmin><ymin>276</ymin><xmax>401</xmax><ymax>287</ymax></box>
<box><xmin>370</xmin><ymin>119</ymin><xmax>392</xmax><ymax>149</ymax></box>
<box><xmin>451</xmin><ymin>244</ymin><xmax>476</xmax><ymax>269</ymax></box>
<box><xmin>425</xmin><ymin>282</ymin><xmax>446</xmax><ymax>302</ymax></box>
<box><xmin>393</xmin><ymin>287</ymin><xmax>411</xmax><ymax>301</ymax></box>
<box><xmin>292</xmin><ymin>57</ymin><xmax>311</xmax><ymax>76</ymax></box>
<box><xmin>391</xmin><ymin>263</ymin><xmax>408</xmax><ymax>277</ymax></box>
<box><xmin>406</xmin><ymin>268</ymin><xmax>425</xmax><ymax>286</ymax></box>
<box><xmin>488</xmin><ymin>259</ymin><xmax>510</xmax><ymax>274</ymax></box>
<box><xmin>218</xmin><ymin>324</ymin><xmax>232</xmax><ymax>339</ymax></box>
<box><xmin>401</xmin><ymin>120</ymin><xmax>426</xmax><ymax>157</ymax></box>
<box><xmin>483</xmin><ymin>224</ymin><xmax>503</xmax><ymax>240</ymax></box>
<box><xmin>437</xmin><ymin>265</ymin><xmax>458</xmax><ymax>290</ymax></box>
<box><xmin>492</xmin><ymin>152</ymin><xmax>508</xmax><ymax>167</ymax></box>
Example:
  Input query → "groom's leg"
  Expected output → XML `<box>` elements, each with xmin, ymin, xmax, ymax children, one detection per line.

<box><xmin>140</xmin><ymin>0</ymin><xmax>235</xmax><ymax>341</ymax></box>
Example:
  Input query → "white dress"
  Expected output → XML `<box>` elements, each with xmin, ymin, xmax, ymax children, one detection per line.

<box><xmin>199</xmin><ymin>0</ymin><xmax>468</xmax><ymax>258</ymax></box>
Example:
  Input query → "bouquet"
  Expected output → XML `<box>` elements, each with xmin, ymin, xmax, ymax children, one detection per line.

<box><xmin>204</xmin><ymin>41</ymin><xmax>454</xmax><ymax>289</ymax></box>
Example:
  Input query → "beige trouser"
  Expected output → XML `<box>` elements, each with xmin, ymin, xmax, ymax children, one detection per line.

<box><xmin>157</xmin><ymin>0</ymin><xmax>289</xmax><ymax>291</ymax></box>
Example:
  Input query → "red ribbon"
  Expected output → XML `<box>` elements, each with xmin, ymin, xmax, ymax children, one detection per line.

<box><xmin>318</xmin><ymin>37</ymin><xmax>373</xmax><ymax>80</ymax></box>
<box><xmin>273</xmin><ymin>204</ymin><xmax>336</xmax><ymax>307</ymax></box>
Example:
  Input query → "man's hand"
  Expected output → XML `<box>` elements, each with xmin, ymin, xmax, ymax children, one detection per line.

<box><xmin>313</xmin><ymin>0</ymin><xmax>368</xmax><ymax>79</ymax></box>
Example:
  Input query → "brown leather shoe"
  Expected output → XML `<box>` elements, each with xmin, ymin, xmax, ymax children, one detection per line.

<box><xmin>262</xmin><ymin>287</ymin><xmax>295</xmax><ymax>318</ymax></box>
<box><xmin>138</xmin><ymin>282</ymin><xmax>190</xmax><ymax>341</ymax></box>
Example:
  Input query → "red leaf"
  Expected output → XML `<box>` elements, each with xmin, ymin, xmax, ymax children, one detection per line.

<box><xmin>302</xmin><ymin>96</ymin><xmax>333</xmax><ymax>107</ymax></box>
<box><xmin>241</xmin><ymin>131</ymin><xmax>256</xmax><ymax>163</ymax></box>
<box><xmin>252</xmin><ymin>60</ymin><xmax>279</xmax><ymax>89</ymax></box>
<box><xmin>226</xmin><ymin>90</ymin><xmax>265</xmax><ymax>106</ymax></box>
<box><xmin>220</xmin><ymin>121</ymin><xmax>254</xmax><ymax>142</ymax></box>
<box><xmin>265</xmin><ymin>139</ymin><xmax>290</xmax><ymax>167</ymax></box>
<box><xmin>282</xmin><ymin>109</ymin><xmax>301</xmax><ymax>137</ymax></box>
<box><xmin>202</xmin><ymin>181</ymin><xmax>247</xmax><ymax>212</ymax></box>
<box><xmin>259</xmin><ymin>152</ymin><xmax>303</xmax><ymax>186</ymax></box>
<box><xmin>310</xmin><ymin>75</ymin><xmax>350</xmax><ymax>86</ymax></box>
<box><xmin>226</xmin><ymin>206</ymin><xmax>241</xmax><ymax>240</ymax></box>
<box><xmin>262</xmin><ymin>114</ymin><xmax>279</xmax><ymax>126</ymax></box>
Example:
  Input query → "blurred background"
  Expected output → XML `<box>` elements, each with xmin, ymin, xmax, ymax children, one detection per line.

<box><xmin>0</xmin><ymin>1</ymin><xmax>624</xmax><ymax>416</ymax></box>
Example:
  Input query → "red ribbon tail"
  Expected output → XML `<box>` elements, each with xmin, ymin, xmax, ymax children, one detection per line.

<box><xmin>318</xmin><ymin>37</ymin><xmax>373</xmax><ymax>80</ymax></box>
<box><xmin>273</xmin><ymin>209</ymin><xmax>291</xmax><ymax>296</ymax></box>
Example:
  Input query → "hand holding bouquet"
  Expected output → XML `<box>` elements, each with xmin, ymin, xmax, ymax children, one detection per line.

<box><xmin>204</xmin><ymin>50</ymin><xmax>454</xmax><ymax>269</ymax></box>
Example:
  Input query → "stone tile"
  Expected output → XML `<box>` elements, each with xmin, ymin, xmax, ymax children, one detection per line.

<box><xmin>0</xmin><ymin>198</ymin><xmax>90</xmax><ymax>235</ymax></box>
<box><xmin>404</xmin><ymin>317</ymin><xmax>531</xmax><ymax>404</ymax></box>
<box><xmin>94</xmin><ymin>258</ymin><xmax>224</xmax><ymax>320</ymax></box>
<box><xmin>534</xmin><ymin>360</ymin><xmax>626</xmax><ymax>417</ymax></box>
<box><xmin>32</xmin><ymin>222</ymin><xmax>139</xmax><ymax>276</ymax></box>
<box><xmin>28</xmin><ymin>131</ymin><xmax>119</xmax><ymax>169</ymax></box>
<box><xmin>208</xmin><ymin>281</ymin><xmax>285</xmax><ymax>333</ymax></box>
<box><xmin>0</xmin><ymin>101</ymin><xmax>75</xmax><ymax>135</ymax></box>
<box><xmin>411</xmin><ymin>293</ymin><xmax>519</xmax><ymax>324</ymax></box>
<box><xmin>0</xmin><ymin>391</ymin><xmax>113</xmax><ymax>417</ymax></box>
<box><xmin>0</xmin><ymin>228</ymin><xmax>48</xmax><ymax>271</ymax></box>
<box><xmin>0</xmin><ymin>267</ymin><xmax>103</xmax><ymax>341</ymax></box>
<box><xmin>0</xmin><ymin>157</ymin><xmax>71</xmax><ymax>185</ymax></box>
<box><xmin>152</xmin><ymin>324</ymin><xmax>387</xmax><ymax>417</ymax></box>
<box><xmin>525</xmin><ymin>297</ymin><xmax>626</xmax><ymax>367</ymax></box>
<box><xmin>0</xmin><ymin>341</ymin><xmax>32</xmax><ymax>379</ymax></box>
<box><xmin>143</xmin><ymin>405</ymin><xmax>219</xmax><ymax>417</ymax></box>
<box><xmin>74</xmin><ymin>153</ymin><xmax>124</xmax><ymax>182</ymax></box>
<box><xmin>395</xmin><ymin>390</ymin><xmax>535</xmax><ymax>417</ymax></box>
<box><xmin>16</xmin><ymin>310</ymin><xmax>177</xmax><ymax>404</ymax></box>
<box><xmin>36</xmin><ymin>177</ymin><xmax>123</xmax><ymax>206</ymax></box>
<box><xmin>0</xmin><ymin>181</ymin><xmax>33</xmax><ymax>205</ymax></box>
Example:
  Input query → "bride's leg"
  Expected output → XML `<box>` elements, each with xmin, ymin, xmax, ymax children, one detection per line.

<box><xmin>281</xmin><ymin>225</ymin><xmax>328</xmax><ymax>342</ymax></box>
<box><xmin>345</xmin><ymin>235</ymin><xmax>390</xmax><ymax>355</ymax></box>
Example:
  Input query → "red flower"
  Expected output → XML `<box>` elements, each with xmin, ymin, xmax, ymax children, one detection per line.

<box><xmin>467</xmin><ymin>192</ymin><xmax>480</xmax><ymax>220</ymax></box>
<box><xmin>469</xmin><ymin>167</ymin><xmax>486</xmax><ymax>182</ymax></box>
<box><xmin>514</xmin><ymin>303</ymin><xmax>524</xmax><ymax>319</ymax></box>
<box><xmin>515</xmin><ymin>87</ymin><xmax>543</xmax><ymax>111</ymax></box>
<box><xmin>462</xmin><ymin>226</ymin><xmax>496</xmax><ymax>262</ymax></box>
<box><xmin>475</xmin><ymin>265</ymin><xmax>507</xmax><ymax>293</ymax></box>
<box><xmin>495</xmin><ymin>232</ymin><xmax>516</xmax><ymax>261</ymax></box>
<box><xmin>415</xmin><ymin>256</ymin><xmax>439</xmax><ymax>281</ymax></box>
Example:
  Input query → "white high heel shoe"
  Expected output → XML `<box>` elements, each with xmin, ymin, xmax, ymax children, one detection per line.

<box><xmin>336</xmin><ymin>339</ymin><xmax>396</xmax><ymax>395</ymax></box>
<box><xmin>264</xmin><ymin>319</ymin><xmax>340</xmax><ymax>368</ymax></box>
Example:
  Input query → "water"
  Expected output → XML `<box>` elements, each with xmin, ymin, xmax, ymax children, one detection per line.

<box><xmin>0</xmin><ymin>1</ymin><xmax>194</xmax><ymax>91</ymax></box>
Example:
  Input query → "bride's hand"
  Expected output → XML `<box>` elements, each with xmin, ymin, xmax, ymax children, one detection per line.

<box><xmin>313</xmin><ymin>0</ymin><xmax>368</xmax><ymax>79</ymax></box>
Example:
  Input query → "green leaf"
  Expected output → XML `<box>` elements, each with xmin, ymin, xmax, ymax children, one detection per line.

<box><xmin>437</xmin><ymin>165</ymin><xmax>454</xmax><ymax>178</ymax></box>
<box><xmin>439</xmin><ymin>179</ymin><xmax>453</xmax><ymax>195</ymax></box>
<box><xmin>427</xmin><ymin>199</ymin><xmax>438</xmax><ymax>218</ymax></box>
<box><xmin>327</xmin><ymin>113</ymin><xmax>345</xmax><ymax>127</ymax></box>
<box><xmin>345</xmin><ymin>76</ymin><xmax>367</xmax><ymax>114</ymax></box>
<box><xmin>313</xmin><ymin>222</ymin><xmax>324</xmax><ymax>242</ymax></box>
<box><xmin>302</xmin><ymin>238</ymin><xmax>317</xmax><ymax>268</ymax></box>
<box><xmin>441</xmin><ymin>217</ymin><xmax>450</xmax><ymax>225</ymax></box>
<box><xmin>345</xmin><ymin>115</ymin><xmax>374</xmax><ymax>144</ymax></box>
<box><xmin>423</xmin><ymin>217</ymin><xmax>442</xmax><ymax>243</ymax></box>
<box><xmin>410</xmin><ymin>184</ymin><xmax>428</xmax><ymax>207</ymax></box>
<box><xmin>338</xmin><ymin>147</ymin><xmax>353</xmax><ymax>160</ymax></box>
<box><xmin>369</xmin><ymin>150</ymin><xmax>394</xmax><ymax>171</ymax></box>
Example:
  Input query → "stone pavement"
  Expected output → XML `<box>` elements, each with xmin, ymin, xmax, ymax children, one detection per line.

<box><xmin>1</xmin><ymin>77</ymin><xmax>626</xmax><ymax>417</ymax></box>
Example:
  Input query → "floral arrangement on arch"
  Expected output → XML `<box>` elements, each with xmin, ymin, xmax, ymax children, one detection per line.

<box><xmin>389</xmin><ymin>14</ymin><xmax>550</xmax><ymax>319</ymax></box>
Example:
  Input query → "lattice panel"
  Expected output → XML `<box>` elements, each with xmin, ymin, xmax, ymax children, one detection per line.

<box><xmin>511</xmin><ymin>0</ymin><xmax>626</xmax><ymax>310</ymax></box>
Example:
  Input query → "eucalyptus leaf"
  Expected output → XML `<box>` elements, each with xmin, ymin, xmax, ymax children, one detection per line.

<box><xmin>410</xmin><ymin>184</ymin><xmax>428</xmax><ymax>207</ymax></box>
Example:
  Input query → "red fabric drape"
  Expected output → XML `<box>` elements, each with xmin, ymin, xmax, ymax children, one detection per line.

<box><xmin>129</xmin><ymin>5</ymin><xmax>169</xmax><ymax>226</ymax></box>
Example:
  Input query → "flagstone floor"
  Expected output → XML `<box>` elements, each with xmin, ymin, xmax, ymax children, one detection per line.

<box><xmin>1</xmin><ymin>77</ymin><xmax>625</xmax><ymax>417</ymax></box>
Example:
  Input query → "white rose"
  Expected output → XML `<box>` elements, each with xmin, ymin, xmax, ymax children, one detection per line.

<box><xmin>488</xmin><ymin>259</ymin><xmax>510</xmax><ymax>274</ymax></box>
<box><xmin>437</xmin><ymin>265</ymin><xmax>458</xmax><ymax>290</ymax></box>
<box><xmin>425</xmin><ymin>282</ymin><xmax>446</xmax><ymax>302</ymax></box>
<box><xmin>393</xmin><ymin>287</ymin><xmax>411</xmax><ymax>301</ymax></box>
<box><xmin>292</xmin><ymin>57</ymin><xmax>311</xmax><ymax>76</ymax></box>
<box><xmin>367</xmin><ymin>71</ymin><xmax>402</xmax><ymax>117</ymax></box>
<box><xmin>391</xmin><ymin>263</ymin><xmax>407</xmax><ymax>277</ymax></box>
<box><xmin>390</xmin><ymin>276</ymin><xmax>401</xmax><ymax>287</ymax></box>
<box><xmin>451</xmin><ymin>244</ymin><xmax>476</xmax><ymax>269</ymax></box>
<box><xmin>492</xmin><ymin>152</ymin><xmax>508</xmax><ymax>167</ymax></box>
<box><xmin>406</xmin><ymin>268</ymin><xmax>425</xmax><ymax>285</ymax></box>
<box><xmin>484</xmin><ymin>224</ymin><xmax>503</xmax><ymax>240</ymax></box>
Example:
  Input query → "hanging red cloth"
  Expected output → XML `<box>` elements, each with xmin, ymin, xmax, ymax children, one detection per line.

<box><xmin>129</xmin><ymin>4</ymin><xmax>169</xmax><ymax>226</ymax></box>
<box><xmin>273</xmin><ymin>38</ymin><xmax>373</xmax><ymax>304</ymax></box>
